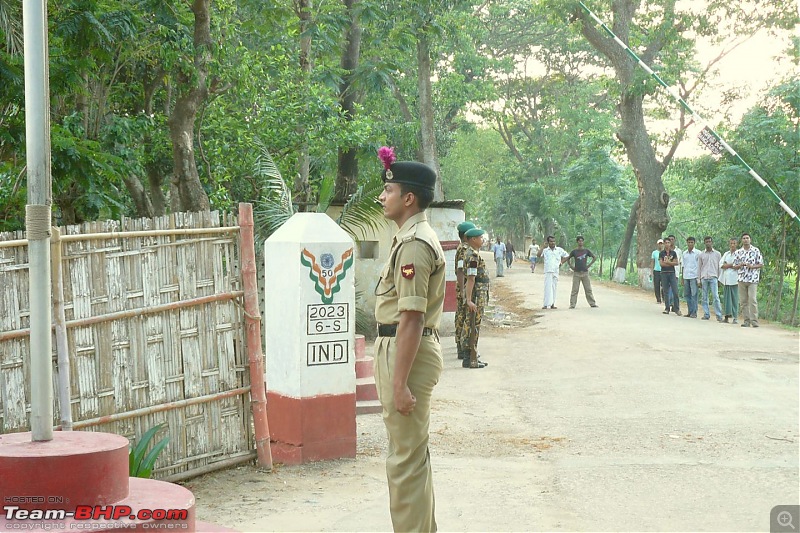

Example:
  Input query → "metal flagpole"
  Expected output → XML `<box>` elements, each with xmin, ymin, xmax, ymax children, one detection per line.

<box><xmin>578</xmin><ymin>1</ymin><xmax>800</xmax><ymax>227</ymax></box>
<box><xmin>23</xmin><ymin>0</ymin><xmax>54</xmax><ymax>441</ymax></box>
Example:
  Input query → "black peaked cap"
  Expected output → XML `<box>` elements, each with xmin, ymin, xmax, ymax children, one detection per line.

<box><xmin>382</xmin><ymin>161</ymin><xmax>436</xmax><ymax>191</ymax></box>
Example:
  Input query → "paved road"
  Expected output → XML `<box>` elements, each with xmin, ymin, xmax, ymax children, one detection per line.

<box><xmin>192</xmin><ymin>260</ymin><xmax>799</xmax><ymax>532</ymax></box>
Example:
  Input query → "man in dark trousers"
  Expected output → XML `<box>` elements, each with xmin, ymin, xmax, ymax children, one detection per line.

<box><xmin>373</xmin><ymin>146</ymin><xmax>444</xmax><ymax>532</ymax></box>
<box><xmin>567</xmin><ymin>236</ymin><xmax>598</xmax><ymax>308</ymax></box>
<box><xmin>505</xmin><ymin>239</ymin><xmax>515</xmax><ymax>268</ymax></box>
<box><xmin>660</xmin><ymin>238</ymin><xmax>682</xmax><ymax>316</ymax></box>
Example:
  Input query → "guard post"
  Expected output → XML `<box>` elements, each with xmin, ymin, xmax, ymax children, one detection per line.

<box><xmin>264</xmin><ymin>213</ymin><xmax>357</xmax><ymax>464</ymax></box>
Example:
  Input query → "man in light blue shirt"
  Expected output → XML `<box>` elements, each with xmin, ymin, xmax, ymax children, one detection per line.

<box><xmin>490</xmin><ymin>237</ymin><xmax>506</xmax><ymax>277</ymax></box>
<box><xmin>651</xmin><ymin>239</ymin><xmax>664</xmax><ymax>304</ymax></box>
<box><xmin>681</xmin><ymin>237</ymin><xmax>701</xmax><ymax>318</ymax></box>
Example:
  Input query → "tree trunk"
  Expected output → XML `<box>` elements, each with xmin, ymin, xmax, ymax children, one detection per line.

<box><xmin>791</xmin><ymin>250</ymin><xmax>799</xmax><ymax>326</ymax></box>
<box><xmin>416</xmin><ymin>31</ymin><xmax>444</xmax><ymax>201</ymax></box>
<box><xmin>613</xmin><ymin>195</ymin><xmax>639</xmax><ymax>282</ymax></box>
<box><xmin>334</xmin><ymin>0</ymin><xmax>362</xmax><ymax>205</ymax></box>
<box><xmin>770</xmin><ymin>218</ymin><xmax>787</xmax><ymax>320</ymax></box>
<box><xmin>122</xmin><ymin>174</ymin><xmax>154</xmax><ymax>217</ymax></box>
<box><xmin>599</xmin><ymin>204</ymin><xmax>605</xmax><ymax>277</ymax></box>
<box><xmin>616</xmin><ymin>92</ymin><xmax>670</xmax><ymax>286</ymax></box>
<box><xmin>147</xmin><ymin>164</ymin><xmax>167</xmax><ymax>216</ymax></box>
<box><xmin>143</xmin><ymin>71</ymin><xmax>167</xmax><ymax>216</ymax></box>
<box><xmin>167</xmin><ymin>0</ymin><xmax>211</xmax><ymax>212</ymax></box>
<box><xmin>578</xmin><ymin>4</ymin><xmax>672</xmax><ymax>288</ymax></box>
<box><xmin>293</xmin><ymin>0</ymin><xmax>313</xmax><ymax>211</ymax></box>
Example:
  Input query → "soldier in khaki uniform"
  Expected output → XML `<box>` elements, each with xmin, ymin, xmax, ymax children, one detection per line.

<box><xmin>374</xmin><ymin>146</ymin><xmax>445</xmax><ymax>533</ymax></box>
<box><xmin>454</xmin><ymin>220</ymin><xmax>475</xmax><ymax>360</ymax></box>
<box><xmin>461</xmin><ymin>227</ymin><xmax>489</xmax><ymax>369</ymax></box>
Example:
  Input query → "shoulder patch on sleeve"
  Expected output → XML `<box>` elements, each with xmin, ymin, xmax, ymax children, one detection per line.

<box><xmin>401</xmin><ymin>263</ymin><xmax>415</xmax><ymax>279</ymax></box>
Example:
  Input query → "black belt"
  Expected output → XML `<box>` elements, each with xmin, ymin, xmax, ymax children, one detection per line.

<box><xmin>476</xmin><ymin>277</ymin><xmax>490</xmax><ymax>283</ymax></box>
<box><xmin>378</xmin><ymin>324</ymin><xmax>435</xmax><ymax>337</ymax></box>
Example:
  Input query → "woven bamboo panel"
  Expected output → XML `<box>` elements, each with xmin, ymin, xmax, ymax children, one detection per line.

<box><xmin>0</xmin><ymin>211</ymin><xmax>254</xmax><ymax>479</ymax></box>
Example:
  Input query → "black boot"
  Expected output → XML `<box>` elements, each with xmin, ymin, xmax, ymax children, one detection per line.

<box><xmin>463</xmin><ymin>352</ymin><xmax>487</xmax><ymax>368</ymax></box>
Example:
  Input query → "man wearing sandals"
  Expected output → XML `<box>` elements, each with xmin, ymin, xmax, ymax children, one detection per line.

<box><xmin>538</xmin><ymin>236</ymin><xmax>569</xmax><ymax>309</ymax></box>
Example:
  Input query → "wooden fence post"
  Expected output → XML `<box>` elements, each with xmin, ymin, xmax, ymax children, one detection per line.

<box><xmin>238</xmin><ymin>203</ymin><xmax>273</xmax><ymax>470</ymax></box>
<box><xmin>51</xmin><ymin>226</ymin><xmax>72</xmax><ymax>430</ymax></box>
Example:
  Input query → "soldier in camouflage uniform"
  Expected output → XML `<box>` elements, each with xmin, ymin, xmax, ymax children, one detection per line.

<box><xmin>461</xmin><ymin>227</ymin><xmax>489</xmax><ymax>369</ymax></box>
<box><xmin>454</xmin><ymin>220</ymin><xmax>475</xmax><ymax>360</ymax></box>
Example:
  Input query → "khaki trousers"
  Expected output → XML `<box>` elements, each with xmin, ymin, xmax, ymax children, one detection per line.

<box><xmin>738</xmin><ymin>281</ymin><xmax>759</xmax><ymax>325</ymax></box>
<box><xmin>570</xmin><ymin>271</ymin><xmax>596</xmax><ymax>307</ymax></box>
<box><xmin>374</xmin><ymin>335</ymin><xmax>442</xmax><ymax>533</ymax></box>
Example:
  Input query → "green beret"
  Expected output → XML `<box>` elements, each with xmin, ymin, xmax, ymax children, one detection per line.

<box><xmin>457</xmin><ymin>221</ymin><xmax>475</xmax><ymax>233</ymax></box>
<box><xmin>465</xmin><ymin>227</ymin><xmax>485</xmax><ymax>238</ymax></box>
<box><xmin>383</xmin><ymin>161</ymin><xmax>437</xmax><ymax>191</ymax></box>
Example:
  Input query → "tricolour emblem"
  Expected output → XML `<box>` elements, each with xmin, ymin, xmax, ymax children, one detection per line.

<box><xmin>300</xmin><ymin>248</ymin><xmax>355</xmax><ymax>304</ymax></box>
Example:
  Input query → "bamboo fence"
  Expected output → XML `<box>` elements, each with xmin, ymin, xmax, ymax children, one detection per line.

<box><xmin>0</xmin><ymin>209</ymin><xmax>264</xmax><ymax>479</ymax></box>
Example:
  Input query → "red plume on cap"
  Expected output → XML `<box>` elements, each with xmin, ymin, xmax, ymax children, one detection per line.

<box><xmin>378</xmin><ymin>146</ymin><xmax>396</xmax><ymax>170</ymax></box>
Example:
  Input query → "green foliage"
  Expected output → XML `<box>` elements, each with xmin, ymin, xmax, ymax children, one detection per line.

<box><xmin>252</xmin><ymin>140</ymin><xmax>383</xmax><ymax>244</ymax></box>
<box><xmin>129</xmin><ymin>423</ymin><xmax>170</xmax><ymax>479</ymax></box>
<box><xmin>0</xmin><ymin>0</ymin><xmax>794</xmax><ymax>321</ymax></box>
<box><xmin>664</xmin><ymin>78</ymin><xmax>799</xmax><ymax>324</ymax></box>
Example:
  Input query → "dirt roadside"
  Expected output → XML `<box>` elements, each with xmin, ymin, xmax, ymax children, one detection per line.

<box><xmin>189</xmin><ymin>258</ymin><xmax>799</xmax><ymax>532</ymax></box>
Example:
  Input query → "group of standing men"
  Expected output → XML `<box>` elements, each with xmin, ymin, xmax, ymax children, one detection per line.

<box><xmin>370</xmin><ymin>144</ymin><xmax>768</xmax><ymax>533</ymax></box>
<box><xmin>652</xmin><ymin>233</ymin><xmax>763</xmax><ymax>327</ymax></box>
<box><xmin>534</xmin><ymin>235</ymin><xmax>599</xmax><ymax>310</ymax></box>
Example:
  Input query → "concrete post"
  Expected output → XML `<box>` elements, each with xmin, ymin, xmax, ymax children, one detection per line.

<box><xmin>264</xmin><ymin>213</ymin><xmax>356</xmax><ymax>464</ymax></box>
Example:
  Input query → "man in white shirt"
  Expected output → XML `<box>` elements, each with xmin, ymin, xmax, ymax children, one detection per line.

<box><xmin>681</xmin><ymin>237</ymin><xmax>701</xmax><ymax>318</ymax></box>
<box><xmin>732</xmin><ymin>232</ymin><xmax>764</xmax><ymax>328</ymax></box>
<box><xmin>537</xmin><ymin>236</ymin><xmax>569</xmax><ymax>309</ymax></box>
<box><xmin>528</xmin><ymin>240</ymin><xmax>540</xmax><ymax>273</ymax></box>
<box><xmin>719</xmin><ymin>238</ymin><xmax>739</xmax><ymax>324</ymax></box>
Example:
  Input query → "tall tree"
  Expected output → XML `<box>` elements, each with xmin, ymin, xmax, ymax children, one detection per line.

<box><xmin>167</xmin><ymin>0</ymin><xmax>214</xmax><ymax>212</ymax></box>
<box><xmin>334</xmin><ymin>0</ymin><xmax>363</xmax><ymax>204</ymax></box>
<box><xmin>292</xmin><ymin>0</ymin><xmax>314</xmax><ymax>210</ymax></box>
<box><xmin>570</xmin><ymin>0</ymin><xmax>796</xmax><ymax>285</ymax></box>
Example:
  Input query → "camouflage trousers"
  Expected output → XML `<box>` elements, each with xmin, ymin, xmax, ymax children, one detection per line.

<box><xmin>459</xmin><ymin>286</ymin><xmax>488</xmax><ymax>354</ymax></box>
<box><xmin>454</xmin><ymin>296</ymin><xmax>466</xmax><ymax>350</ymax></box>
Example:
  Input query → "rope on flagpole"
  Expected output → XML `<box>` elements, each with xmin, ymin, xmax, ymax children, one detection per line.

<box><xmin>578</xmin><ymin>1</ymin><xmax>800</xmax><ymax>226</ymax></box>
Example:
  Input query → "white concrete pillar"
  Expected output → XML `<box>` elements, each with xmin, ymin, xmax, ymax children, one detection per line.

<box><xmin>264</xmin><ymin>213</ymin><xmax>356</xmax><ymax>464</ymax></box>
<box><xmin>427</xmin><ymin>206</ymin><xmax>465</xmax><ymax>336</ymax></box>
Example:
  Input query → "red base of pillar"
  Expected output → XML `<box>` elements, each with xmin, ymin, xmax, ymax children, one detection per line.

<box><xmin>444</xmin><ymin>280</ymin><xmax>457</xmax><ymax>312</ymax></box>
<box><xmin>266</xmin><ymin>392</ymin><xmax>356</xmax><ymax>464</ymax></box>
<box><xmin>0</xmin><ymin>432</ymin><xmax>200</xmax><ymax>532</ymax></box>
<box><xmin>0</xmin><ymin>431</ymin><xmax>129</xmax><ymax>510</ymax></box>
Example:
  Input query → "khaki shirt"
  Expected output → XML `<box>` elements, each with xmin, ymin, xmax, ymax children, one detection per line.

<box><xmin>374</xmin><ymin>212</ymin><xmax>445</xmax><ymax>329</ymax></box>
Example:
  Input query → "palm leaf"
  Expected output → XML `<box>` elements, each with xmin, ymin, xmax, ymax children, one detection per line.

<box><xmin>315</xmin><ymin>175</ymin><xmax>336</xmax><ymax>214</ymax></box>
<box><xmin>0</xmin><ymin>0</ymin><xmax>22</xmax><ymax>55</ymax></box>
<box><xmin>252</xmin><ymin>138</ymin><xmax>293</xmax><ymax>242</ymax></box>
<box><xmin>337</xmin><ymin>178</ymin><xmax>384</xmax><ymax>241</ymax></box>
